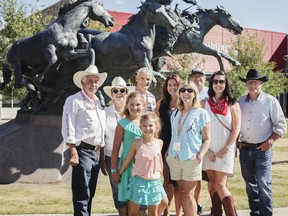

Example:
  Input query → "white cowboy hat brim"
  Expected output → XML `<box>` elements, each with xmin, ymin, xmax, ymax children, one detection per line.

<box><xmin>103</xmin><ymin>85</ymin><xmax>135</xmax><ymax>98</ymax></box>
<box><xmin>73</xmin><ymin>66</ymin><xmax>107</xmax><ymax>89</ymax></box>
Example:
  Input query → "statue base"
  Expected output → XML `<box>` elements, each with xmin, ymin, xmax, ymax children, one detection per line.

<box><xmin>0</xmin><ymin>113</ymin><xmax>71</xmax><ymax>183</ymax></box>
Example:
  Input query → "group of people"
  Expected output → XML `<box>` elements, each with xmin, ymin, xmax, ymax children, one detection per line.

<box><xmin>61</xmin><ymin>64</ymin><xmax>286</xmax><ymax>216</ymax></box>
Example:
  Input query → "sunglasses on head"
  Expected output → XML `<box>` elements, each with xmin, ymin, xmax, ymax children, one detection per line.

<box><xmin>212</xmin><ymin>79</ymin><xmax>226</xmax><ymax>85</ymax></box>
<box><xmin>112</xmin><ymin>88</ymin><xmax>127</xmax><ymax>94</ymax></box>
<box><xmin>179</xmin><ymin>88</ymin><xmax>194</xmax><ymax>93</ymax></box>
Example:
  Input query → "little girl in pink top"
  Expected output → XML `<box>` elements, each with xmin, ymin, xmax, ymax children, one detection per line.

<box><xmin>119</xmin><ymin>113</ymin><xmax>168</xmax><ymax>216</ymax></box>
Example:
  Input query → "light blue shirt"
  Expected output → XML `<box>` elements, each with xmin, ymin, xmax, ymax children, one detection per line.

<box><xmin>168</xmin><ymin>108</ymin><xmax>210</xmax><ymax>161</ymax></box>
<box><xmin>238</xmin><ymin>91</ymin><xmax>287</xmax><ymax>143</ymax></box>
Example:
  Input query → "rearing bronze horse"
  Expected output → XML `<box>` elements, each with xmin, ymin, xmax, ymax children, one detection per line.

<box><xmin>0</xmin><ymin>0</ymin><xmax>114</xmax><ymax>90</ymax></box>
<box><xmin>153</xmin><ymin>6</ymin><xmax>243</xmax><ymax>71</ymax></box>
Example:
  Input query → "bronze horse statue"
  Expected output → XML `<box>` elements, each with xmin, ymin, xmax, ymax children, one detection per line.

<box><xmin>76</xmin><ymin>0</ymin><xmax>177</xmax><ymax>85</ymax></box>
<box><xmin>10</xmin><ymin>0</ymin><xmax>177</xmax><ymax>114</ymax></box>
<box><xmin>0</xmin><ymin>0</ymin><xmax>114</xmax><ymax>90</ymax></box>
<box><xmin>153</xmin><ymin>6</ymin><xmax>243</xmax><ymax>71</ymax></box>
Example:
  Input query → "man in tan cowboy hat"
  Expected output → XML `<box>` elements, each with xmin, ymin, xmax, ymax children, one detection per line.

<box><xmin>238</xmin><ymin>69</ymin><xmax>286</xmax><ymax>216</ymax></box>
<box><xmin>61</xmin><ymin>65</ymin><xmax>107</xmax><ymax>216</ymax></box>
<box><xmin>102</xmin><ymin>76</ymin><xmax>134</xmax><ymax>216</ymax></box>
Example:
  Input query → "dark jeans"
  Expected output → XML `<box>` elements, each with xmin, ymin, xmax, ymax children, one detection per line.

<box><xmin>239</xmin><ymin>147</ymin><xmax>273</xmax><ymax>216</ymax></box>
<box><xmin>105</xmin><ymin>155</ymin><xmax>127</xmax><ymax>209</ymax></box>
<box><xmin>72</xmin><ymin>147</ymin><xmax>101</xmax><ymax>216</ymax></box>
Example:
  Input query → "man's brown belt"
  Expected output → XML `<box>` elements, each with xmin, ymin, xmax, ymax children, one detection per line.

<box><xmin>79</xmin><ymin>141</ymin><xmax>101</xmax><ymax>152</ymax></box>
<box><xmin>241</xmin><ymin>141</ymin><xmax>263</xmax><ymax>148</ymax></box>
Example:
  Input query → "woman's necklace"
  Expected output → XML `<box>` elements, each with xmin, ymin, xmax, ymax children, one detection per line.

<box><xmin>177</xmin><ymin>109</ymin><xmax>192</xmax><ymax>136</ymax></box>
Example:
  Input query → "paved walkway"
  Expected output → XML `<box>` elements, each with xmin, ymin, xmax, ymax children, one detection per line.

<box><xmin>1</xmin><ymin>208</ymin><xmax>287</xmax><ymax>216</ymax></box>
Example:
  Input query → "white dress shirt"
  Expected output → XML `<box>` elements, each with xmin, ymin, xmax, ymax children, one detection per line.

<box><xmin>61</xmin><ymin>90</ymin><xmax>106</xmax><ymax>147</ymax></box>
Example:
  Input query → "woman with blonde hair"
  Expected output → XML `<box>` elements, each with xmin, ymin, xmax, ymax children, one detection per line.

<box><xmin>166</xmin><ymin>81</ymin><xmax>211</xmax><ymax>216</ymax></box>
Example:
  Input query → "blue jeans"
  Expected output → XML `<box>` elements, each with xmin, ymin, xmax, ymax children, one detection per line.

<box><xmin>239</xmin><ymin>147</ymin><xmax>273</xmax><ymax>216</ymax></box>
<box><xmin>72</xmin><ymin>147</ymin><xmax>101</xmax><ymax>216</ymax></box>
<box><xmin>105</xmin><ymin>156</ymin><xmax>127</xmax><ymax>209</ymax></box>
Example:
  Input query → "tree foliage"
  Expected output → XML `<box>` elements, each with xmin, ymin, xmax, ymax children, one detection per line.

<box><xmin>165</xmin><ymin>53</ymin><xmax>198</xmax><ymax>81</ymax></box>
<box><xmin>228</xmin><ymin>34</ymin><xmax>287</xmax><ymax>99</ymax></box>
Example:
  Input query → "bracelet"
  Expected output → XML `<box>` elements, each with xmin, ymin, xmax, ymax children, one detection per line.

<box><xmin>111</xmin><ymin>169</ymin><xmax>118</xmax><ymax>173</ymax></box>
<box><xmin>224</xmin><ymin>145</ymin><xmax>230</xmax><ymax>151</ymax></box>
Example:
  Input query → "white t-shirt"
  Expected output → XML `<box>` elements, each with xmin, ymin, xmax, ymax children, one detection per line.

<box><xmin>199</xmin><ymin>86</ymin><xmax>209</xmax><ymax>101</ymax></box>
<box><xmin>104</xmin><ymin>104</ymin><xmax>123</xmax><ymax>157</ymax></box>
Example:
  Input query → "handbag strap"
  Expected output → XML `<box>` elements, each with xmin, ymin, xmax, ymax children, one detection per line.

<box><xmin>214</xmin><ymin>113</ymin><xmax>232</xmax><ymax>132</ymax></box>
<box><xmin>213</xmin><ymin>113</ymin><xmax>239</xmax><ymax>158</ymax></box>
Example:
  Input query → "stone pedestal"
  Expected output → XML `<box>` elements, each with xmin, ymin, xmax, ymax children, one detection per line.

<box><xmin>0</xmin><ymin>113</ymin><xmax>71</xmax><ymax>183</ymax></box>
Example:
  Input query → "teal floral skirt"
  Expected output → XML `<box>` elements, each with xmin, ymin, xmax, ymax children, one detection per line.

<box><xmin>126</xmin><ymin>176</ymin><xmax>167</xmax><ymax>205</ymax></box>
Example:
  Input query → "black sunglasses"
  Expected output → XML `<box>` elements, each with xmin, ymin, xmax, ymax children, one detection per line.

<box><xmin>112</xmin><ymin>88</ymin><xmax>127</xmax><ymax>94</ymax></box>
<box><xmin>212</xmin><ymin>79</ymin><xmax>226</xmax><ymax>85</ymax></box>
<box><xmin>179</xmin><ymin>88</ymin><xmax>194</xmax><ymax>93</ymax></box>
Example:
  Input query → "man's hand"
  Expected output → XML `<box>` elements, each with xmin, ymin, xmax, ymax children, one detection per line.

<box><xmin>257</xmin><ymin>140</ymin><xmax>273</xmax><ymax>152</ymax></box>
<box><xmin>100</xmin><ymin>148</ymin><xmax>108</xmax><ymax>176</ymax></box>
<box><xmin>237</xmin><ymin>141</ymin><xmax>244</xmax><ymax>150</ymax></box>
<box><xmin>100</xmin><ymin>161</ymin><xmax>108</xmax><ymax>176</ymax></box>
<box><xmin>69</xmin><ymin>145</ymin><xmax>79</xmax><ymax>167</ymax></box>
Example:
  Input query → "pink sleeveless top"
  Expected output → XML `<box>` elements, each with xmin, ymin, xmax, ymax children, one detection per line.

<box><xmin>132</xmin><ymin>139</ymin><xmax>163</xmax><ymax>180</ymax></box>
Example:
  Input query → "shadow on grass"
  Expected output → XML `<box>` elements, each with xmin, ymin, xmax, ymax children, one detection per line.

<box><xmin>272</xmin><ymin>160</ymin><xmax>288</xmax><ymax>165</ymax></box>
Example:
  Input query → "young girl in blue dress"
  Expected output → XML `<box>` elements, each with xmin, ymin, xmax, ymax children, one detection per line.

<box><xmin>118</xmin><ymin>112</ymin><xmax>168</xmax><ymax>216</ymax></box>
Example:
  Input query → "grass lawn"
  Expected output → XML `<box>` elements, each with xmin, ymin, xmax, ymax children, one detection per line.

<box><xmin>0</xmin><ymin>138</ymin><xmax>287</xmax><ymax>214</ymax></box>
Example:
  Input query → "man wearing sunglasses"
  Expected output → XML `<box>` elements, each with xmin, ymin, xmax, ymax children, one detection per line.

<box><xmin>238</xmin><ymin>69</ymin><xmax>286</xmax><ymax>216</ymax></box>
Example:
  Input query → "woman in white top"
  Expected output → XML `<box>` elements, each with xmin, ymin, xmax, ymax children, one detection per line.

<box><xmin>202</xmin><ymin>71</ymin><xmax>241</xmax><ymax>216</ymax></box>
<box><xmin>103</xmin><ymin>76</ymin><xmax>134</xmax><ymax>216</ymax></box>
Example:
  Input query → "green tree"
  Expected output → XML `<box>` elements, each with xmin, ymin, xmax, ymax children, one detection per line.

<box><xmin>228</xmin><ymin>34</ymin><xmax>287</xmax><ymax>99</ymax></box>
<box><xmin>165</xmin><ymin>53</ymin><xmax>199</xmax><ymax>81</ymax></box>
<box><xmin>0</xmin><ymin>0</ymin><xmax>52</xmax><ymax>100</ymax></box>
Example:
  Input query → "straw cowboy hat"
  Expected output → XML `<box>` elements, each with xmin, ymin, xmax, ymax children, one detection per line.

<box><xmin>73</xmin><ymin>65</ymin><xmax>107</xmax><ymax>89</ymax></box>
<box><xmin>103</xmin><ymin>76</ymin><xmax>135</xmax><ymax>98</ymax></box>
<box><xmin>239</xmin><ymin>69</ymin><xmax>269</xmax><ymax>83</ymax></box>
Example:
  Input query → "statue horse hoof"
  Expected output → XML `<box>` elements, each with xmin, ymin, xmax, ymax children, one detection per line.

<box><xmin>234</xmin><ymin>61</ymin><xmax>241</xmax><ymax>66</ymax></box>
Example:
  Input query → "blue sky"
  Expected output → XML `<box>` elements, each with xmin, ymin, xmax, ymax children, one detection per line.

<box><xmin>26</xmin><ymin>0</ymin><xmax>288</xmax><ymax>33</ymax></box>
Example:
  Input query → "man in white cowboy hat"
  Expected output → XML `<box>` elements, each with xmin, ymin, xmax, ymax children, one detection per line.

<box><xmin>102</xmin><ymin>76</ymin><xmax>134</xmax><ymax>216</ymax></box>
<box><xmin>237</xmin><ymin>69</ymin><xmax>286</xmax><ymax>216</ymax></box>
<box><xmin>61</xmin><ymin>65</ymin><xmax>107</xmax><ymax>216</ymax></box>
